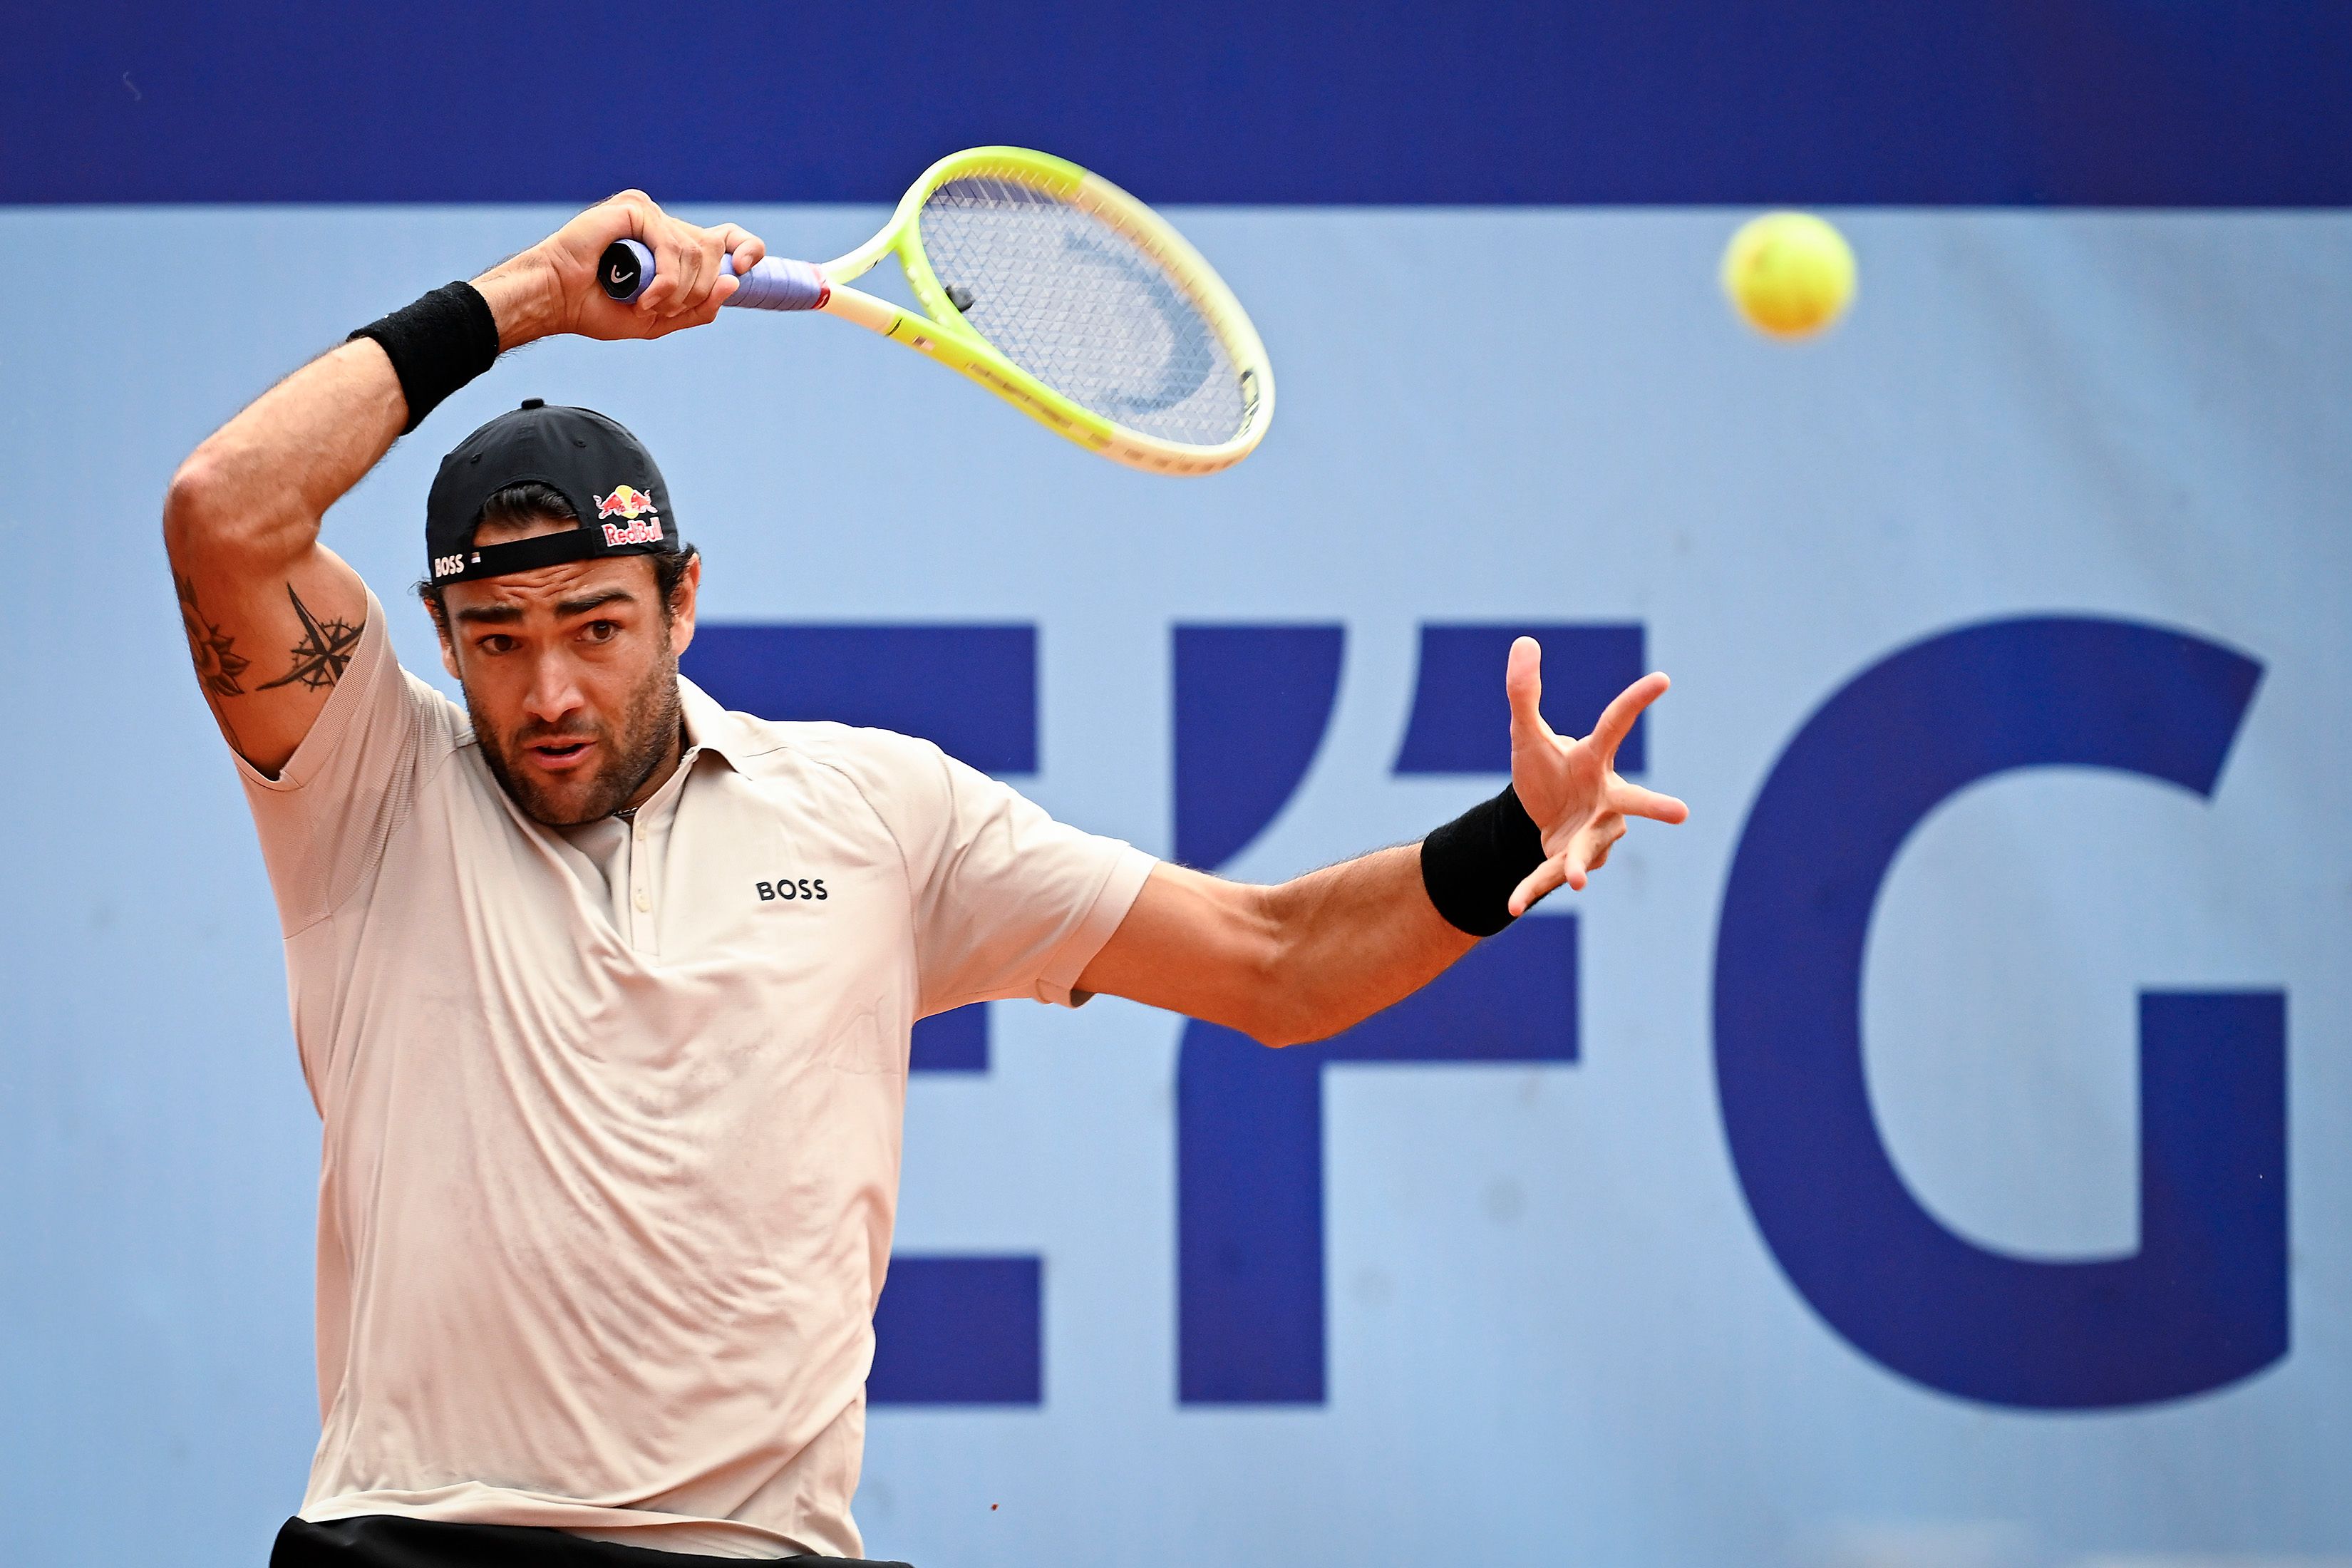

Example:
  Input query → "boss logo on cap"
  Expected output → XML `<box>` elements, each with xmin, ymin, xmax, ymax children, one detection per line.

<box><xmin>433</xmin><ymin>553</ymin><xmax>469</xmax><ymax>579</ymax></box>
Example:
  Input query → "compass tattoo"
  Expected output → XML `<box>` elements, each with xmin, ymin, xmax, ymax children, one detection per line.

<box><xmin>259</xmin><ymin>584</ymin><xmax>362</xmax><ymax>692</ymax></box>
<box><xmin>177</xmin><ymin>574</ymin><xmax>249</xmax><ymax>697</ymax></box>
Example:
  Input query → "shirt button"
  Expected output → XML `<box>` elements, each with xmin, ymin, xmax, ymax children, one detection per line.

<box><xmin>634</xmin><ymin>824</ymin><xmax>647</xmax><ymax>842</ymax></box>
<box><xmin>634</xmin><ymin>888</ymin><xmax>650</xmax><ymax>912</ymax></box>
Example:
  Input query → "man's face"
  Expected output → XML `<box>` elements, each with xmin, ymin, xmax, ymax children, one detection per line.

<box><xmin>433</xmin><ymin>525</ymin><xmax>700</xmax><ymax>827</ymax></box>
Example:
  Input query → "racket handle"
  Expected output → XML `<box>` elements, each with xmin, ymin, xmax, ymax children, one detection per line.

<box><xmin>597</xmin><ymin>239</ymin><xmax>829</xmax><ymax>313</ymax></box>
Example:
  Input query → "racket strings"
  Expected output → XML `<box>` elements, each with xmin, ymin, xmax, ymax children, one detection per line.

<box><xmin>917</xmin><ymin>177</ymin><xmax>1249</xmax><ymax>447</ymax></box>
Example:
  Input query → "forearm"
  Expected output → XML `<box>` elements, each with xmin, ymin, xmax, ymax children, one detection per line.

<box><xmin>1081</xmin><ymin>650</ymin><xmax>1687</xmax><ymax>1048</ymax></box>
<box><xmin>163</xmin><ymin>260</ymin><xmax>555</xmax><ymax>569</ymax></box>
<box><xmin>1083</xmin><ymin>850</ymin><xmax>1476</xmax><ymax>1048</ymax></box>
<box><xmin>1256</xmin><ymin>845</ymin><xmax>1477</xmax><ymax>1045</ymax></box>
<box><xmin>162</xmin><ymin>339</ymin><xmax>405</xmax><ymax>569</ymax></box>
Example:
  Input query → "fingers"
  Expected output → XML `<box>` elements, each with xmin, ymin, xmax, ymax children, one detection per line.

<box><xmin>1512</xmin><ymin>810</ymin><xmax>1636</xmax><ymax>912</ymax></box>
<box><xmin>552</xmin><ymin>189</ymin><xmax>659</xmax><ymax>334</ymax></box>
<box><xmin>1505</xmin><ymin>636</ymin><xmax>1555</xmax><ymax>749</ymax></box>
<box><xmin>540</xmin><ymin>192</ymin><xmax>759</xmax><ymax>342</ymax></box>
<box><xmin>717</xmin><ymin>223</ymin><xmax>766</xmax><ymax>274</ymax></box>
<box><xmin>1561</xmin><ymin>835</ymin><xmax>1592</xmax><ymax>892</ymax></box>
<box><xmin>577</xmin><ymin>189</ymin><xmax>653</xmax><ymax>270</ymax></box>
<box><xmin>1586</xmin><ymin>814</ymin><xmax>1626</xmax><ymax>872</ymax></box>
<box><xmin>646</xmin><ymin>217</ymin><xmax>755</xmax><ymax>322</ymax></box>
<box><xmin>627</xmin><ymin>192</ymin><xmax>706</xmax><ymax>321</ymax></box>
<box><xmin>640</xmin><ymin>217</ymin><xmax>700</xmax><ymax>321</ymax></box>
<box><xmin>1587</xmin><ymin>670</ymin><xmax>1671</xmax><ymax>758</ymax></box>
<box><xmin>702</xmin><ymin>225</ymin><xmax>758</xmax><ymax>313</ymax></box>
<box><xmin>674</xmin><ymin>223</ymin><xmax>765</xmax><ymax>316</ymax></box>
<box><xmin>644</xmin><ymin>289</ymin><xmax>732</xmax><ymax>339</ymax></box>
<box><xmin>1608</xmin><ymin>778</ymin><xmax>1691</xmax><ymax>824</ymax></box>
<box><xmin>684</xmin><ymin>222</ymin><xmax>729</xmax><ymax>316</ymax></box>
<box><xmin>1565</xmin><ymin>811</ymin><xmax>1631</xmax><ymax>890</ymax></box>
<box><xmin>1507</xmin><ymin>857</ymin><xmax>1565</xmax><ymax>918</ymax></box>
<box><xmin>591</xmin><ymin>190</ymin><xmax>671</xmax><ymax>318</ymax></box>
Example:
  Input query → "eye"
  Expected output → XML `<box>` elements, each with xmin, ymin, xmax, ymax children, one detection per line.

<box><xmin>477</xmin><ymin>633</ymin><xmax>517</xmax><ymax>655</ymax></box>
<box><xmin>582</xmin><ymin>619</ymin><xmax>620</xmax><ymax>643</ymax></box>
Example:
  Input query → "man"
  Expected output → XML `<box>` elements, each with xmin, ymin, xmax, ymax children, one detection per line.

<box><xmin>165</xmin><ymin>192</ymin><xmax>1687</xmax><ymax>1567</ymax></box>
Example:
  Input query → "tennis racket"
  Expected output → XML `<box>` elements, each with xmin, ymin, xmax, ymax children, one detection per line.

<box><xmin>600</xmin><ymin>147</ymin><xmax>1274</xmax><ymax>476</ymax></box>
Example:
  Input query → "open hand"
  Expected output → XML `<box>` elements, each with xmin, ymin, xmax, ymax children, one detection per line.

<box><xmin>473</xmin><ymin>191</ymin><xmax>768</xmax><ymax>349</ymax></box>
<box><xmin>1505</xmin><ymin>636</ymin><xmax>1689</xmax><ymax>914</ymax></box>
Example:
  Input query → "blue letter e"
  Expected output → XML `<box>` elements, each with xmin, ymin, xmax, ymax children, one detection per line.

<box><xmin>1714</xmin><ymin>617</ymin><xmax>2284</xmax><ymax>1410</ymax></box>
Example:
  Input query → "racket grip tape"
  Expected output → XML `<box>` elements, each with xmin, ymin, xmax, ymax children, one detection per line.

<box><xmin>597</xmin><ymin>239</ymin><xmax>827</xmax><ymax>313</ymax></box>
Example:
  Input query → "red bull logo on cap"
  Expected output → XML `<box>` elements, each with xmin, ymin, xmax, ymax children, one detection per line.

<box><xmin>602</xmin><ymin>517</ymin><xmax>664</xmax><ymax>547</ymax></box>
<box><xmin>595</xmin><ymin>484</ymin><xmax>658</xmax><ymax>521</ymax></box>
<box><xmin>594</xmin><ymin>483</ymin><xmax>663</xmax><ymax>547</ymax></box>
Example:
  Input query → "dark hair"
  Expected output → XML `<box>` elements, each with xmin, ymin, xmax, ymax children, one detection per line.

<box><xmin>476</xmin><ymin>479</ymin><xmax>579</xmax><ymax>535</ymax></box>
<box><xmin>416</xmin><ymin>481</ymin><xmax>698</xmax><ymax>626</ymax></box>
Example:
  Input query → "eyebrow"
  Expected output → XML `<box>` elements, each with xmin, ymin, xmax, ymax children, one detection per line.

<box><xmin>555</xmin><ymin>588</ymin><xmax>637</xmax><ymax>618</ymax></box>
<box><xmin>453</xmin><ymin>588</ymin><xmax>638</xmax><ymax>626</ymax></box>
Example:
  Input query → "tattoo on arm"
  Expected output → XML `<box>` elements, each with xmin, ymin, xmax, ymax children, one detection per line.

<box><xmin>176</xmin><ymin>577</ymin><xmax>363</xmax><ymax>759</ymax></box>
<box><xmin>258</xmin><ymin>583</ymin><xmax>362</xmax><ymax>692</ymax></box>
<box><xmin>177</xmin><ymin>574</ymin><xmax>249</xmax><ymax>697</ymax></box>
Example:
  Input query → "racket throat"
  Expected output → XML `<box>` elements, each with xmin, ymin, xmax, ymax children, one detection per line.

<box><xmin>819</xmin><ymin>284</ymin><xmax>906</xmax><ymax>337</ymax></box>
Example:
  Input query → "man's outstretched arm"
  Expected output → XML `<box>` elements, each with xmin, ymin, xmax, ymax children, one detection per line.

<box><xmin>1076</xmin><ymin>637</ymin><xmax>1689</xmax><ymax>1046</ymax></box>
<box><xmin>161</xmin><ymin>192</ymin><xmax>763</xmax><ymax>773</ymax></box>
<box><xmin>1079</xmin><ymin>847</ymin><xmax>1473</xmax><ymax>1048</ymax></box>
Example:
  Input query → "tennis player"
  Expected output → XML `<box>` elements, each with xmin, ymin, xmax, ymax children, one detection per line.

<box><xmin>165</xmin><ymin>194</ymin><xmax>1687</xmax><ymax>1567</ymax></box>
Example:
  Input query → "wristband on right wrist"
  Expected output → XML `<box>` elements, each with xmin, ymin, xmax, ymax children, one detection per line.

<box><xmin>349</xmin><ymin>281</ymin><xmax>501</xmax><ymax>433</ymax></box>
<box><xmin>1418</xmin><ymin>783</ymin><xmax>1549</xmax><ymax>937</ymax></box>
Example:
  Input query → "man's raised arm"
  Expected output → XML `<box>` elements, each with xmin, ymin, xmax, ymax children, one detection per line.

<box><xmin>1077</xmin><ymin>638</ymin><xmax>1688</xmax><ymax>1046</ymax></box>
<box><xmin>161</xmin><ymin>192</ymin><xmax>765</xmax><ymax>774</ymax></box>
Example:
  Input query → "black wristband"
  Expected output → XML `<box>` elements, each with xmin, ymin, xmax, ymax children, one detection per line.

<box><xmin>1419</xmin><ymin>784</ymin><xmax>1547</xmax><ymax>937</ymax></box>
<box><xmin>349</xmin><ymin>282</ymin><xmax>500</xmax><ymax>433</ymax></box>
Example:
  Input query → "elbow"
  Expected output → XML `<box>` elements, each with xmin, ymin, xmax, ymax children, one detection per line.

<box><xmin>1247</xmin><ymin>1004</ymin><xmax>1356</xmax><ymax>1051</ymax></box>
<box><xmin>1237</xmin><ymin>1008</ymin><xmax>1299</xmax><ymax>1050</ymax></box>
<box><xmin>1250</xmin><ymin>996</ymin><xmax>1359</xmax><ymax>1050</ymax></box>
<box><xmin>162</xmin><ymin>449</ymin><xmax>277</xmax><ymax>565</ymax></box>
<box><xmin>161</xmin><ymin>451</ymin><xmax>227</xmax><ymax>555</ymax></box>
<box><xmin>1247</xmin><ymin>1014</ymin><xmax>1325</xmax><ymax>1051</ymax></box>
<box><xmin>1182</xmin><ymin>879</ymin><xmax>1353</xmax><ymax>1049</ymax></box>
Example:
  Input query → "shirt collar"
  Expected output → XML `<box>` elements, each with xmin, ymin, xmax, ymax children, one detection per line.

<box><xmin>677</xmin><ymin>676</ymin><xmax>755</xmax><ymax>774</ymax></box>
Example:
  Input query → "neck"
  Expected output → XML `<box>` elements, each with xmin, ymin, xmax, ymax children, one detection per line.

<box><xmin>616</xmin><ymin>718</ymin><xmax>689</xmax><ymax>815</ymax></box>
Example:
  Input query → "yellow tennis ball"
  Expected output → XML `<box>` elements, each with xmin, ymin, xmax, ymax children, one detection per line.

<box><xmin>1721</xmin><ymin>212</ymin><xmax>1856</xmax><ymax>338</ymax></box>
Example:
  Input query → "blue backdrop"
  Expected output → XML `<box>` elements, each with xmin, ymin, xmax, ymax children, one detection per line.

<box><xmin>5</xmin><ymin>10</ymin><xmax>2350</xmax><ymax>1567</ymax></box>
<box><xmin>19</xmin><ymin>1</ymin><xmax>2352</xmax><ymax>204</ymax></box>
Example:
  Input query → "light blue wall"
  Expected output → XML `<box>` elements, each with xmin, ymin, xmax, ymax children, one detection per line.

<box><xmin>1</xmin><ymin>207</ymin><xmax>2347</xmax><ymax>1567</ymax></box>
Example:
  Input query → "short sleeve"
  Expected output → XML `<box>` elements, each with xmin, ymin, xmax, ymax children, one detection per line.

<box><xmin>857</xmin><ymin>738</ymin><xmax>1155</xmax><ymax>1015</ymax></box>
<box><xmin>236</xmin><ymin>589</ymin><xmax>460</xmax><ymax>936</ymax></box>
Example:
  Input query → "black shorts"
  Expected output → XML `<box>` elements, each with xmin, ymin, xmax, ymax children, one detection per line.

<box><xmin>270</xmin><ymin>1515</ymin><xmax>913</xmax><ymax>1567</ymax></box>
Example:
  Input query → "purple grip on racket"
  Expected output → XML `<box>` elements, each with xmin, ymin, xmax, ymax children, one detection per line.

<box><xmin>597</xmin><ymin>238</ymin><xmax>827</xmax><ymax>312</ymax></box>
<box><xmin>726</xmin><ymin>254</ymin><xmax>829</xmax><ymax>311</ymax></box>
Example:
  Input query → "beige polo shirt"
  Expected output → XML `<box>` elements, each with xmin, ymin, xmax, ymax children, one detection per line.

<box><xmin>237</xmin><ymin>593</ymin><xmax>1154</xmax><ymax>1559</ymax></box>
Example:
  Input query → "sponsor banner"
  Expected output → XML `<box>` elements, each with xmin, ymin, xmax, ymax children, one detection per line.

<box><xmin>2</xmin><ymin>206</ymin><xmax>2346</xmax><ymax>1567</ymax></box>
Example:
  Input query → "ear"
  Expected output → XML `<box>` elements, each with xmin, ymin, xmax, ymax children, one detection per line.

<box><xmin>666</xmin><ymin>552</ymin><xmax>701</xmax><ymax>661</ymax></box>
<box><xmin>424</xmin><ymin>596</ymin><xmax>462</xmax><ymax>681</ymax></box>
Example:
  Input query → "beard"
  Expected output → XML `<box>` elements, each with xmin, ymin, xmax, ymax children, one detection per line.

<box><xmin>468</xmin><ymin>649</ymin><xmax>684</xmax><ymax>827</ymax></box>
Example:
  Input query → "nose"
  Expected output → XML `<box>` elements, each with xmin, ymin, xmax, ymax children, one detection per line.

<box><xmin>520</xmin><ymin>646</ymin><xmax>587</xmax><ymax>727</ymax></box>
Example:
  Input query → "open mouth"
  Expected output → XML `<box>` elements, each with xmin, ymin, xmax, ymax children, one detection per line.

<box><xmin>525</xmin><ymin>738</ymin><xmax>597</xmax><ymax>773</ymax></box>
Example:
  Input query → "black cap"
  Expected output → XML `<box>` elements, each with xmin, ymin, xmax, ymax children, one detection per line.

<box><xmin>425</xmin><ymin>401</ymin><xmax>681</xmax><ymax>584</ymax></box>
